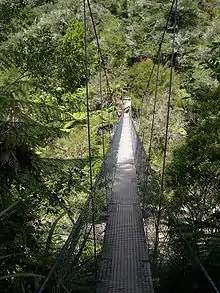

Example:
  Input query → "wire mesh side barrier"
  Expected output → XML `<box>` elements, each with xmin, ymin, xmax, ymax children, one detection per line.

<box><xmin>130</xmin><ymin>115</ymin><xmax>161</xmax><ymax>262</ymax></box>
<box><xmin>130</xmin><ymin>115</ymin><xmax>151</xmax><ymax>212</ymax></box>
<box><xmin>38</xmin><ymin>116</ymin><xmax>123</xmax><ymax>293</ymax></box>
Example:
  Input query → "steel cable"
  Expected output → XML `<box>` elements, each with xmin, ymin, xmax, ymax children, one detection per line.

<box><xmin>87</xmin><ymin>0</ymin><xmax>112</xmax><ymax>99</ymax></box>
<box><xmin>148</xmin><ymin>61</ymin><xmax>160</xmax><ymax>160</ymax></box>
<box><xmin>138</xmin><ymin>0</ymin><xmax>175</xmax><ymax>140</ymax></box>
<box><xmin>152</xmin><ymin>0</ymin><xmax>178</xmax><ymax>268</ymax></box>
<box><xmin>87</xmin><ymin>0</ymin><xmax>115</xmax><ymax>145</ymax></box>
<box><xmin>150</xmin><ymin>1</ymin><xmax>219</xmax><ymax>292</ymax></box>
<box><xmin>83</xmin><ymin>0</ymin><xmax>97</xmax><ymax>277</ymax></box>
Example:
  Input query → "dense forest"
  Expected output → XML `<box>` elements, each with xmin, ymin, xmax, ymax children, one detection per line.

<box><xmin>0</xmin><ymin>0</ymin><xmax>220</xmax><ymax>292</ymax></box>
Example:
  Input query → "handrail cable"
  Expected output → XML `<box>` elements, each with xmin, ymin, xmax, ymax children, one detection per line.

<box><xmin>37</xmin><ymin>213</ymin><xmax>85</xmax><ymax>292</ymax></box>
<box><xmin>83</xmin><ymin>0</ymin><xmax>98</xmax><ymax>278</ymax></box>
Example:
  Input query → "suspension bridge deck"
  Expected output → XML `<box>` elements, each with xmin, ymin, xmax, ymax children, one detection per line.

<box><xmin>97</xmin><ymin>114</ymin><xmax>154</xmax><ymax>293</ymax></box>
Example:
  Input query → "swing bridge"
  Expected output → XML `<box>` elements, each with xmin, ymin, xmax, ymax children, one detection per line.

<box><xmin>39</xmin><ymin>112</ymin><xmax>154</xmax><ymax>293</ymax></box>
<box><xmin>37</xmin><ymin>0</ymin><xmax>219</xmax><ymax>292</ymax></box>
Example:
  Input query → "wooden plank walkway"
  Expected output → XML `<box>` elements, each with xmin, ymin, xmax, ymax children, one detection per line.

<box><xmin>97</xmin><ymin>114</ymin><xmax>154</xmax><ymax>293</ymax></box>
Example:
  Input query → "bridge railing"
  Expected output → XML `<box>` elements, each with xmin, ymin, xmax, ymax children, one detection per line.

<box><xmin>130</xmin><ymin>115</ymin><xmax>160</xmax><ymax>259</ymax></box>
<box><xmin>38</xmin><ymin>115</ymin><xmax>123</xmax><ymax>293</ymax></box>
<box><xmin>130</xmin><ymin>116</ymin><xmax>149</xmax><ymax>199</ymax></box>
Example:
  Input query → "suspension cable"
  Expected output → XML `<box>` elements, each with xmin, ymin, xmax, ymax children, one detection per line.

<box><xmin>83</xmin><ymin>0</ymin><xmax>97</xmax><ymax>277</ymax></box>
<box><xmin>150</xmin><ymin>2</ymin><xmax>219</xmax><ymax>292</ymax></box>
<box><xmin>87</xmin><ymin>0</ymin><xmax>117</xmax><ymax>123</ymax></box>
<box><xmin>87</xmin><ymin>0</ymin><xmax>112</xmax><ymax>98</ymax></box>
<box><xmin>137</xmin><ymin>0</ymin><xmax>175</xmax><ymax>138</ymax></box>
<box><xmin>87</xmin><ymin>0</ymin><xmax>114</xmax><ymax>194</ymax></box>
<box><xmin>147</xmin><ymin>0</ymin><xmax>175</xmax><ymax>86</ymax></box>
<box><xmin>148</xmin><ymin>61</ymin><xmax>160</xmax><ymax>160</ymax></box>
<box><xmin>98</xmin><ymin>50</ymin><xmax>109</xmax><ymax>203</ymax></box>
<box><xmin>153</xmin><ymin>0</ymin><xmax>178</xmax><ymax>267</ymax></box>
<box><xmin>87</xmin><ymin>0</ymin><xmax>115</xmax><ymax>140</ymax></box>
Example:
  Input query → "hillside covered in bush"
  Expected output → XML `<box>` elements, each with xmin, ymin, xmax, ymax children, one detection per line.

<box><xmin>0</xmin><ymin>0</ymin><xmax>220</xmax><ymax>292</ymax></box>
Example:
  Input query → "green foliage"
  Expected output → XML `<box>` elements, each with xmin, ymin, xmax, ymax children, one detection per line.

<box><xmin>0</xmin><ymin>1</ymin><xmax>114</xmax><ymax>291</ymax></box>
<box><xmin>0</xmin><ymin>0</ymin><xmax>220</xmax><ymax>292</ymax></box>
<box><xmin>59</xmin><ymin>17</ymin><xmax>85</xmax><ymax>92</ymax></box>
<box><xmin>158</xmin><ymin>2</ymin><xmax>220</xmax><ymax>292</ymax></box>
<box><xmin>100</xmin><ymin>15</ymin><xmax>130</xmax><ymax>69</ymax></box>
<box><xmin>129</xmin><ymin>59</ymin><xmax>155</xmax><ymax>100</ymax></box>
